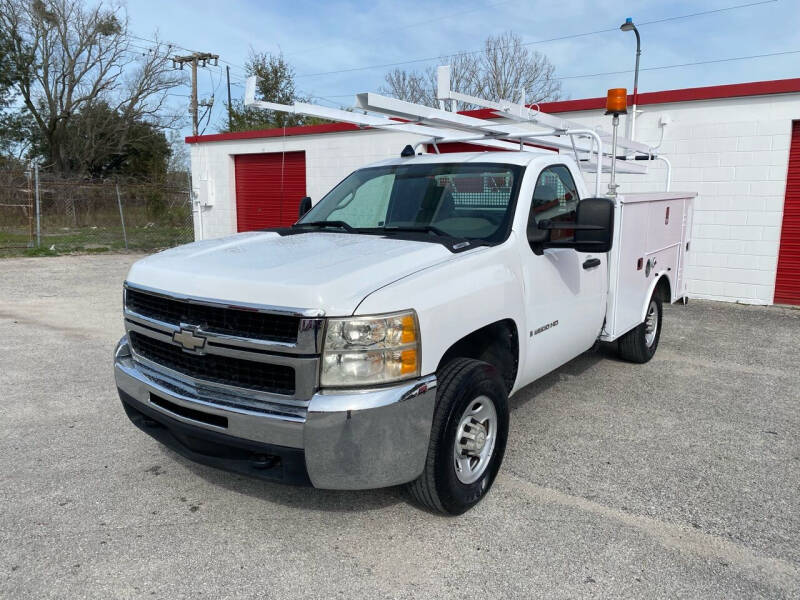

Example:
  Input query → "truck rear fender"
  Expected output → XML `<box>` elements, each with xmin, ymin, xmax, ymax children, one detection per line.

<box><xmin>641</xmin><ymin>274</ymin><xmax>673</xmax><ymax>322</ymax></box>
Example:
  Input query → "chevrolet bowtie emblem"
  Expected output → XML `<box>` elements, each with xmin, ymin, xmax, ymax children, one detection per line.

<box><xmin>173</xmin><ymin>326</ymin><xmax>206</xmax><ymax>353</ymax></box>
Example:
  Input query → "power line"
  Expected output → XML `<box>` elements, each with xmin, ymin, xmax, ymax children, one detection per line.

<box><xmin>295</xmin><ymin>0</ymin><xmax>778</xmax><ymax>79</ymax></box>
<box><xmin>128</xmin><ymin>0</ymin><xmax>777</xmax><ymax>86</ymax></box>
<box><xmin>284</xmin><ymin>0</ymin><xmax>517</xmax><ymax>58</ymax></box>
<box><xmin>306</xmin><ymin>95</ymin><xmax>345</xmax><ymax>108</ymax></box>
<box><xmin>128</xmin><ymin>33</ymin><xmax>196</xmax><ymax>54</ymax></box>
<box><xmin>125</xmin><ymin>0</ymin><xmax>779</xmax><ymax>88</ymax></box>
<box><xmin>637</xmin><ymin>0</ymin><xmax>776</xmax><ymax>27</ymax></box>
<box><xmin>199</xmin><ymin>66</ymin><xmax>224</xmax><ymax>135</ymax></box>
<box><xmin>124</xmin><ymin>36</ymin><xmax>233</xmax><ymax>85</ymax></box>
<box><xmin>233</xmin><ymin>48</ymin><xmax>800</xmax><ymax>101</ymax></box>
<box><xmin>128</xmin><ymin>33</ymin><xmax>249</xmax><ymax>79</ymax></box>
<box><xmin>555</xmin><ymin>48</ymin><xmax>800</xmax><ymax>81</ymax></box>
<box><xmin>124</xmin><ymin>40</ymin><xmax>235</xmax><ymax>100</ymax></box>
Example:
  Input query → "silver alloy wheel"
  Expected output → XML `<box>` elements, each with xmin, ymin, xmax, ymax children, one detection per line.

<box><xmin>644</xmin><ymin>299</ymin><xmax>658</xmax><ymax>347</ymax></box>
<box><xmin>453</xmin><ymin>395</ymin><xmax>497</xmax><ymax>484</ymax></box>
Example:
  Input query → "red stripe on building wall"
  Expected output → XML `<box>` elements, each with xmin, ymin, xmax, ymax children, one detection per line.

<box><xmin>774</xmin><ymin>121</ymin><xmax>800</xmax><ymax>305</ymax></box>
<box><xmin>187</xmin><ymin>122</ymin><xmax>360</xmax><ymax>144</ymax></box>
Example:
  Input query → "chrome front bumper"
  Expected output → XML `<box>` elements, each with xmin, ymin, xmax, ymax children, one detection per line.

<box><xmin>114</xmin><ymin>336</ymin><xmax>437</xmax><ymax>489</ymax></box>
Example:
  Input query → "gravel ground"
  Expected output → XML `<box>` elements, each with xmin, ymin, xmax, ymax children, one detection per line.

<box><xmin>1</xmin><ymin>253</ymin><xmax>798</xmax><ymax>599</ymax></box>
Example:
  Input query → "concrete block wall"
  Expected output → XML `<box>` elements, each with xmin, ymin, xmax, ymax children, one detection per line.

<box><xmin>560</xmin><ymin>94</ymin><xmax>797</xmax><ymax>305</ymax></box>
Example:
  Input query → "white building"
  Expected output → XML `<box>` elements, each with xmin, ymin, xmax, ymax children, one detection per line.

<box><xmin>187</xmin><ymin>78</ymin><xmax>800</xmax><ymax>306</ymax></box>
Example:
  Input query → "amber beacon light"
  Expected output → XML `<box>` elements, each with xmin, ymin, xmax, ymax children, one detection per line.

<box><xmin>605</xmin><ymin>88</ymin><xmax>628</xmax><ymax>115</ymax></box>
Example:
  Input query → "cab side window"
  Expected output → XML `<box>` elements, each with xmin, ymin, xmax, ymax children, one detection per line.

<box><xmin>528</xmin><ymin>165</ymin><xmax>580</xmax><ymax>242</ymax></box>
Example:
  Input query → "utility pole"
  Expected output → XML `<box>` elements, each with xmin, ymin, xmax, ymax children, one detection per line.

<box><xmin>33</xmin><ymin>161</ymin><xmax>41</xmax><ymax>248</ymax></box>
<box><xmin>226</xmin><ymin>65</ymin><xmax>233</xmax><ymax>130</ymax></box>
<box><xmin>173</xmin><ymin>52</ymin><xmax>219</xmax><ymax>136</ymax></box>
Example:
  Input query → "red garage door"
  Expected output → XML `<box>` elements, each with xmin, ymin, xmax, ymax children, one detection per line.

<box><xmin>234</xmin><ymin>151</ymin><xmax>306</xmax><ymax>231</ymax></box>
<box><xmin>775</xmin><ymin>122</ymin><xmax>800</xmax><ymax>305</ymax></box>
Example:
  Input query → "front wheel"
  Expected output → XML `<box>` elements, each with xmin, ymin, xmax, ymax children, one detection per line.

<box><xmin>618</xmin><ymin>292</ymin><xmax>663</xmax><ymax>363</ymax></box>
<box><xmin>407</xmin><ymin>358</ymin><xmax>509</xmax><ymax>515</ymax></box>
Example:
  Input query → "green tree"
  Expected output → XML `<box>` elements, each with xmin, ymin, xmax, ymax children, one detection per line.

<box><xmin>225</xmin><ymin>51</ymin><xmax>325</xmax><ymax>132</ymax></box>
<box><xmin>46</xmin><ymin>102</ymin><xmax>171</xmax><ymax>179</ymax></box>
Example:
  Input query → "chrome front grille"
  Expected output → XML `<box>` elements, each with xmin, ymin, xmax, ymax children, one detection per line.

<box><xmin>125</xmin><ymin>287</ymin><xmax>301</xmax><ymax>343</ymax></box>
<box><xmin>128</xmin><ymin>331</ymin><xmax>296</xmax><ymax>395</ymax></box>
<box><xmin>123</xmin><ymin>283</ymin><xmax>323</xmax><ymax>406</ymax></box>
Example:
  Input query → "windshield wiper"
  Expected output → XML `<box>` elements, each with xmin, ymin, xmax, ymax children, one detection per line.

<box><xmin>293</xmin><ymin>220</ymin><xmax>355</xmax><ymax>232</ymax></box>
<box><xmin>381</xmin><ymin>225</ymin><xmax>489</xmax><ymax>250</ymax></box>
<box><xmin>382</xmin><ymin>225</ymin><xmax>454</xmax><ymax>238</ymax></box>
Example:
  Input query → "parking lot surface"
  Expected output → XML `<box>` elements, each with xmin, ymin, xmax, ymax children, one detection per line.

<box><xmin>1</xmin><ymin>254</ymin><xmax>799</xmax><ymax>599</ymax></box>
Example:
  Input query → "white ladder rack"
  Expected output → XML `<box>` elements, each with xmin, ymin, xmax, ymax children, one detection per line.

<box><xmin>244</xmin><ymin>66</ymin><xmax>672</xmax><ymax>196</ymax></box>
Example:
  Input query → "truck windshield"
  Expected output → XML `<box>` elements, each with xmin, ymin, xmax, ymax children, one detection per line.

<box><xmin>296</xmin><ymin>162</ymin><xmax>523</xmax><ymax>243</ymax></box>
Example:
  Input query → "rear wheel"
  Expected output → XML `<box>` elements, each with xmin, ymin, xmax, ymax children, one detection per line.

<box><xmin>618</xmin><ymin>293</ymin><xmax>662</xmax><ymax>363</ymax></box>
<box><xmin>407</xmin><ymin>358</ymin><xmax>509</xmax><ymax>515</ymax></box>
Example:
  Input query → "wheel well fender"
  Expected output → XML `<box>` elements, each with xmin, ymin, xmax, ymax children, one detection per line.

<box><xmin>436</xmin><ymin>319</ymin><xmax>520</xmax><ymax>393</ymax></box>
<box><xmin>641</xmin><ymin>274</ymin><xmax>672</xmax><ymax>321</ymax></box>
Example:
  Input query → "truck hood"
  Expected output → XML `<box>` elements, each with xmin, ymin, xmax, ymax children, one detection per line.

<box><xmin>126</xmin><ymin>231</ymin><xmax>456</xmax><ymax>315</ymax></box>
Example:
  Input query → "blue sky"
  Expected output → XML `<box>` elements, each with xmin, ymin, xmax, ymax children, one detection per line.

<box><xmin>124</xmin><ymin>0</ymin><xmax>800</xmax><ymax>136</ymax></box>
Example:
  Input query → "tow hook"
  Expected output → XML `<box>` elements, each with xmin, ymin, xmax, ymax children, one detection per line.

<box><xmin>250</xmin><ymin>454</ymin><xmax>279</xmax><ymax>470</ymax></box>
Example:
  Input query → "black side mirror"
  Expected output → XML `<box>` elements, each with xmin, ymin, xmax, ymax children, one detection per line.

<box><xmin>574</xmin><ymin>197</ymin><xmax>614</xmax><ymax>253</ymax></box>
<box><xmin>528</xmin><ymin>197</ymin><xmax>614</xmax><ymax>255</ymax></box>
<box><xmin>298</xmin><ymin>196</ymin><xmax>312</xmax><ymax>218</ymax></box>
<box><xmin>527</xmin><ymin>216</ymin><xmax>550</xmax><ymax>255</ymax></box>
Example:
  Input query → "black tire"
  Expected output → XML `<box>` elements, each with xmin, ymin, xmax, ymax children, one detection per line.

<box><xmin>407</xmin><ymin>358</ymin><xmax>509</xmax><ymax>515</ymax></box>
<box><xmin>618</xmin><ymin>292</ymin><xmax>663</xmax><ymax>363</ymax></box>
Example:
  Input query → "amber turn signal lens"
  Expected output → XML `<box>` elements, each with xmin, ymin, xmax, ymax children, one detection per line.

<box><xmin>400</xmin><ymin>314</ymin><xmax>417</xmax><ymax>343</ymax></box>
<box><xmin>605</xmin><ymin>88</ymin><xmax>628</xmax><ymax>114</ymax></box>
<box><xmin>400</xmin><ymin>349</ymin><xmax>418</xmax><ymax>375</ymax></box>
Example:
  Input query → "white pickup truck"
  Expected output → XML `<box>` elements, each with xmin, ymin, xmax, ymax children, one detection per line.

<box><xmin>114</xmin><ymin>149</ymin><xmax>694</xmax><ymax>514</ymax></box>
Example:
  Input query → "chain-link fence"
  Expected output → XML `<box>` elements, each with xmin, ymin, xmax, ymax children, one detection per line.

<box><xmin>0</xmin><ymin>166</ymin><xmax>195</xmax><ymax>257</ymax></box>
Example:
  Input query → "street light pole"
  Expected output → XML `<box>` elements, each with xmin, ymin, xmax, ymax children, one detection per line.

<box><xmin>620</xmin><ymin>17</ymin><xmax>641</xmax><ymax>141</ymax></box>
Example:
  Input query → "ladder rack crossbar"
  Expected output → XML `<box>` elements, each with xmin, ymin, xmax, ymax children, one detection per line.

<box><xmin>244</xmin><ymin>65</ymin><xmax>666</xmax><ymax>196</ymax></box>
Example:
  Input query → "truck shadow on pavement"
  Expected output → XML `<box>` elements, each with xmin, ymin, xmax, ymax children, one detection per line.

<box><xmin>156</xmin><ymin>345</ymin><xmax>617</xmax><ymax>515</ymax></box>
<box><xmin>158</xmin><ymin>448</ymin><xmax>406</xmax><ymax>513</ymax></box>
<box><xmin>508</xmin><ymin>344</ymin><xmax>615</xmax><ymax>413</ymax></box>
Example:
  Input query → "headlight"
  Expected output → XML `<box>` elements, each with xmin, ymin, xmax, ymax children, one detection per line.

<box><xmin>321</xmin><ymin>310</ymin><xmax>420</xmax><ymax>387</ymax></box>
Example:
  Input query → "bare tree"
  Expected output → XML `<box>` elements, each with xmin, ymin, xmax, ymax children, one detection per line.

<box><xmin>481</xmin><ymin>32</ymin><xmax>560</xmax><ymax>103</ymax></box>
<box><xmin>383</xmin><ymin>51</ymin><xmax>482</xmax><ymax>107</ymax></box>
<box><xmin>0</xmin><ymin>0</ymin><xmax>185</xmax><ymax>174</ymax></box>
<box><xmin>380</xmin><ymin>32</ymin><xmax>561</xmax><ymax>108</ymax></box>
<box><xmin>381</xmin><ymin>69</ymin><xmax>432</xmax><ymax>106</ymax></box>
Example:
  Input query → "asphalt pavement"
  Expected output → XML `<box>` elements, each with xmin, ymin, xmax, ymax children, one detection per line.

<box><xmin>1</xmin><ymin>254</ymin><xmax>798</xmax><ymax>599</ymax></box>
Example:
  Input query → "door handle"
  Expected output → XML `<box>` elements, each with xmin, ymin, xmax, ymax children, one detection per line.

<box><xmin>582</xmin><ymin>258</ymin><xmax>601</xmax><ymax>270</ymax></box>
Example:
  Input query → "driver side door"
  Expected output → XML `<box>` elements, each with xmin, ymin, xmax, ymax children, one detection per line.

<box><xmin>522</xmin><ymin>164</ymin><xmax>607</xmax><ymax>380</ymax></box>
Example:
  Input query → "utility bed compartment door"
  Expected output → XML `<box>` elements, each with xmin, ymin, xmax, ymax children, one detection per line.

<box><xmin>602</xmin><ymin>193</ymin><xmax>695</xmax><ymax>341</ymax></box>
